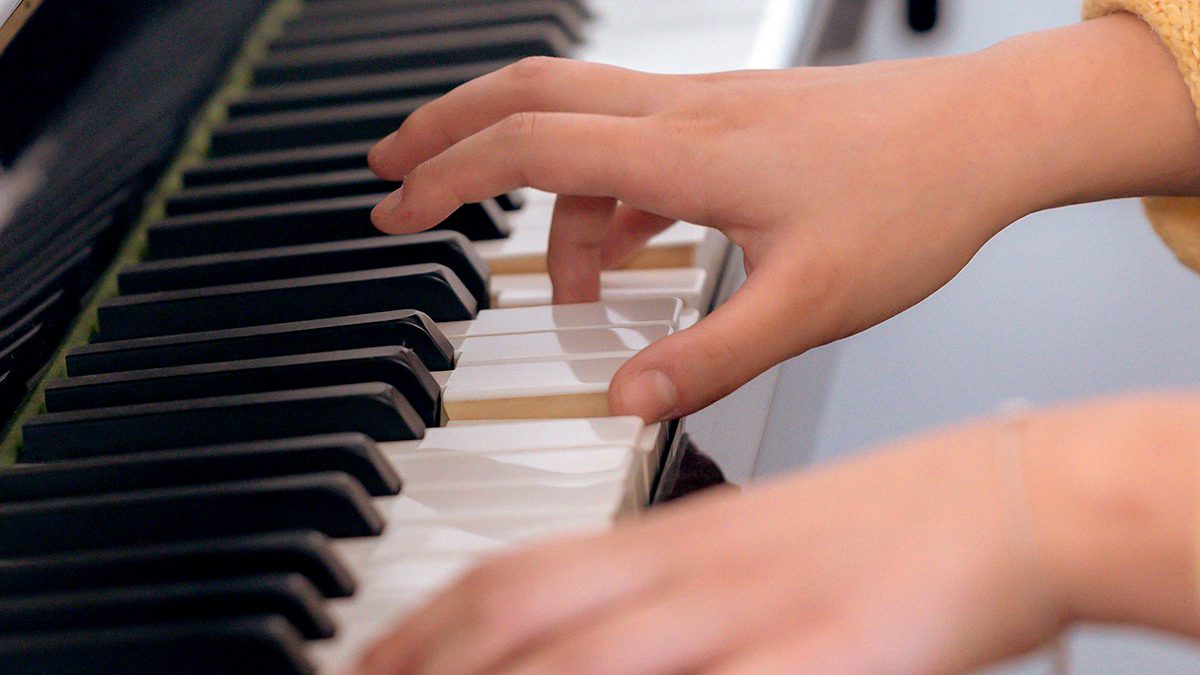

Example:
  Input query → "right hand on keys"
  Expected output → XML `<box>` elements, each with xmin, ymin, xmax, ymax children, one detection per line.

<box><xmin>368</xmin><ymin>15</ymin><xmax>1200</xmax><ymax>422</ymax></box>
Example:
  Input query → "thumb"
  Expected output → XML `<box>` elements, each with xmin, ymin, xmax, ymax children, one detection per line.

<box><xmin>608</xmin><ymin>268</ymin><xmax>803</xmax><ymax>421</ymax></box>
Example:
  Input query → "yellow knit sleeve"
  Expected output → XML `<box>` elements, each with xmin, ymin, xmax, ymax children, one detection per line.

<box><xmin>1083</xmin><ymin>0</ymin><xmax>1200</xmax><ymax>271</ymax></box>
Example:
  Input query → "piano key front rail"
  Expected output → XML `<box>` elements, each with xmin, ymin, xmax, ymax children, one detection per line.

<box><xmin>0</xmin><ymin>0</ymin><xmax>817</xmax><ymax>671</ymax></box>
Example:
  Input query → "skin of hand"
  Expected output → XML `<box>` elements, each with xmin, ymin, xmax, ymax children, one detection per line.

<box><xmin>368</xmin><ymin>13</ymin><xmax>1200</xmax><ymax>423</ymax></box>
<box><xmin>350</xmin><ymin>393</ymin><xmax>1200</xmax><ymax>675</ymax></box>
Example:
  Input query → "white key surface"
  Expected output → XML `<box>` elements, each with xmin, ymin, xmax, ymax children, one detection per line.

<box><xmin>453</xmin><ymin>324</ymin><xmax>671</xmax><ymax>365</ymax></box>
<box><xmin>438</xmin><ymin>298</ymin><xmax>683</xmax><ymax>338</ymax></box>
<box><xmin>442</xmin><ymin>356</ymin><xmax>628</xmax><ymax>420</ymax></box>
<box><xmin>490</xmin><ymin>268</ymin><xmax>707</xmax><ymax>309</ymax></box>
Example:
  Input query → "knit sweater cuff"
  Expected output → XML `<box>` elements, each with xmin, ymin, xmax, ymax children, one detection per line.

<box><xmin>1084</xmin><ymin>0</ymin><xmax>1200</xmax><ymax>272</ymax></box>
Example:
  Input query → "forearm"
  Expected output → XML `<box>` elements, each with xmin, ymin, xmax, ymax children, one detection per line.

<box><xmin>977</xmin><ymin>13</ymin><xmax>1200</xmax><ymax>215</ymax></box>
<box><xmin>1026</xmin><ymin>394</ymin><xmax>1200</xmax><ymax>635</ymax></box>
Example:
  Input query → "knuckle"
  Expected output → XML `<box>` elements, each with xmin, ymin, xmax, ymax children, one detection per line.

<box><xmin>404</xmin><ymin>104</ymin><xmax>452</xmax><ymax>147</ymax></box>
<box><xmin>497</xmin><ymin>111</ymin><xmax>541</xmax><ymax>142</ymax></box>
<box><xmin>507</xmin><ymin>55</ymin><xmax>562</xmax><ymax>86</ymax></box>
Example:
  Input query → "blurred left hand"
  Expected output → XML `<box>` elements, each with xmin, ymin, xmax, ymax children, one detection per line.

<box><xmin>350</xmin><ymin>418</ymin><xmax>1065</xmax><ymax>675</ymax></box>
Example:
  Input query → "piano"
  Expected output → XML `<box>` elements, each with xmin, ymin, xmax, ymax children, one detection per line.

<box><xmin>0</xmin><ymin>0</ymin><xmax>824</xmax><ymax>671</ymax></box>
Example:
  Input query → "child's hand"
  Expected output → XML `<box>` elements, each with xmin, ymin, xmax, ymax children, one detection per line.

<box><xmin>350</xmin><ymin>414</ymin><xmax>1067</xmax><ymax>675</ymax></box>
<box><xmin>350</xmin><ymin>393</ymin><xmax>1200</xmax><ymax>675</ymax></box>
<box><xmin>369</xmin><ymin>15</ymin><xmax>1200</xmax><ymax>422</ymax></box>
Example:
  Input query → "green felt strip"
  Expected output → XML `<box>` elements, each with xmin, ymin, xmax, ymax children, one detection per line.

<box><xmin>0</xmin><ymin>0</ymin><xmax>306</xmax><ymax>464</ymax></box>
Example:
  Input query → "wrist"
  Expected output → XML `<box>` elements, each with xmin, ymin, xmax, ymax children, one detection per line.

<box><xmin>973</xmin><ymin>14</ymin><xmax>1200</xmax><ymax>215</ymax></box>
<box><xmin>1024</xmin><ymin>394</ymin><xmax>1200</xmax><ymax>634</ymax></box>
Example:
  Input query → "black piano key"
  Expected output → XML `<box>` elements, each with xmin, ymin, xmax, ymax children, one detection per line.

<box><xmin>0</xmin><ymin>473</ymin><xmax>384</xmax><ymax>557</ymax></box>
<box><xmin>299</xmin><ymin>0</ymin><xmax>592</xmax><ymax>21</ymax></box>
<box><xmin>166</xmin><ymin>168</ymin><xmax>393</xmax><ymax>216</ymax></box>
<box><xmin>210</xmin><ymin>97</ymin><xmax>429</xmax><ymax>156</ymax></box>
<box><xmin>226</xmin><ymin>60</ymin><xmax>505</xmax><ymax>118</ymax></box>
<box><xmin>0</xmin><ymin>531</ymin><xmax>356</xmax><ymax>598</ymax></box>
<box><xmin>180</xmin><ymin>142</ymin><xmax>523</xmax><ymax>213</ymax></box>
<box><xmin>0</xmin><ymin>615</ymin><xmax>313</xmax><ymax>675</ymax></box>
<box><xmin>255</xmin><ymin>22</ymin><xmax>571</xmax><ymax>85</ymax></box>
<box><xmin>120</xmin><ymin>232</ymin><xmax>491</xmax><ymax>309</ymax></box>
<box><xmin>67</xmin><ymin>310</ymin><xmax>454</xmax><ymax>376</ymax></box>
<box><xmin>495</xmin><ymin>190</ymin><xmax>525</xmax><ymax>211</ymax></box>
<box><xmin>22</xmin><ymin>383</ymin><xmax>425</xmax><ymax>459</ymax></box>
<box><xmin>183</xmin><ymin>140</ymin><xmax>374</xmax><ymax>186</ymax></box>
<box><xmin>0</xmin><ymin>573</ymin><xmax>334</xmax><ymax>640</ymax></box>
<box><xmin>0</xmin><ymin>433</ymin><xmax>400</xmax><ymax>499</ymax></box>
<box><xmin>275</xmin><ymin>1</ymin><xmax>585</xmax><ymax>50</ymax></box>
<box><xmin>45</xmin><ymin>346</ymin><xmax>443</xmax><ymax>427</ymax></box>
<box><xmin>97</xmin><ymin>264</ymin><xmax>476</xmax><ymax>341</ymax></box>
<box><xmin>147</xmin><ymin>195</ymin><xmax>510</xmax><ymax>258</ymax></box>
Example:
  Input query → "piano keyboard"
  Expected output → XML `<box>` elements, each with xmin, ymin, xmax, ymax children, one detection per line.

<box><xmin>0</xmin><ymin>0</ymin><xmax>810</xmax><ymax>671</ymax></box>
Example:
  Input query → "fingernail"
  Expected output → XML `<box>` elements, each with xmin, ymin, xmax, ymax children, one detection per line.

<box><xmin>373</xmin><ymin>186</ymin><xmax>405</xmax><ymax>224</ymax></box>
<box><xmin>617</xmin><ymin>370</ymin><xmax>678</xmax><ymax>422</ymax></box>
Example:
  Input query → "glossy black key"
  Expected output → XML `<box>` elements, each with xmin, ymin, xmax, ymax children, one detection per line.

<box><xmin>166</xmin><ymin>168</ymin><xmax>393</xmax><ymax>216</ymax></box>
<box><xmin>22</xmin><ymin>383</ymin><xmax>425</xmax><ymax>459</ymax></box>
<box><xmin>0</xmin><ymin>531</ymin><xmax>356</xmax><ymax>598</ymax></box>
<box><xmin>183</xmin><ymin>140</ymin><xmax>374</xmax><ymax>186</ymax></box>
<box><xmin>147</xmin><ymin>195</ymin><xmax>509</xmax><ymax>258</ymax></box>
<box><xmin>180</xmin><ymin>141</ymin><xmax>526</xmax><ymax>213</ymax></box>
<box><xmin>46</xmin><ymin>346</ymin><xmax>442</xmax><ymax>427</ymax></box>
<box><xmin>0</xmin><ymin>473</ymin><xmax>383</xmax><ymax>557</ymax></box>
<box><xmin>0</xmin><ymin>615</ymin><xmax>313</xmax><ymax>675</ymax></box>
<box><xmin>210</xmin><ymin>97</ymin><xmax>429</xmax><ymax>156</ymax></box>
<box><xmin>0</xmin><ymin>433</ymin><xmax>400</xmax><ymax>499</ymax></box>
<box><xmin>121</xmin><ymin>232</ymin><xmax>490</xmax><ymax>308</ymax></box>
<box><xmin>255</xmin><ymin>23</ymin><xmax>571</xmax><ymax>85</ymax></box>
<box><xmin>226</xmin><ymin>60</ymin><xmax>504</xmax><ymax>118</ymax></box>
<box><xmin>0</xmin><ymin>573</ymin><xmax>333</xmax><ymax>640</ymax></box>
<box><xmin>67</xmin><ymin>310</ymin><xmax>454</xmax><ymax>376</ymax></box>
<box><xmin>300</xmin><ymin>0</ymin><xmax>591</xmax><ymax>21</ymax></box>
<box><xmin>275</xmin><ymin>1</ymin><xmax>585</xmax><ymax>49</ymax></box>
<box><xmin>98</xmin><ymin>264</ymin><xmax>476</xmax><ymax>341</ymax></box>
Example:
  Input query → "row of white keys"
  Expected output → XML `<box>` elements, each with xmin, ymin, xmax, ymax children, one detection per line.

<box><xmin>311</xmin><ymin>417</ymin><xmax>661</xmax><ymax>671</ymax></box>
<box><xmin>428</xmin><ymin>300</ymin><xmax>686</xmax><ymax>421</ymax></box>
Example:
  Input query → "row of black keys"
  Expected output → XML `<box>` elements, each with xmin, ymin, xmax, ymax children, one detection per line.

<box><xmin>15</xmin><ymin>0</ymin><xmax>591</xmax><ymax>465</ymax></box>
<box><xmin>4</xmin><ymin>1</ymin><xmax>594</xmax><ymax>671</ymax></box>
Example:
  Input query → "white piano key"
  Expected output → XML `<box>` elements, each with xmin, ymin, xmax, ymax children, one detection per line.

<box><xmin>384</xmin><ymin>418</ymin><xmax>661</xmax><ymax>504</ymax></box>
<box><xmin>384</xmin><ymin>416</ymin><xmax>647</xmax><ymax>453</ymax></box>
<box><xmin>453</xmin><ymin>324</ymin><xmax>671</xmax><ymax>366</ymax></box>
<box><xmin>376</xmin><ymin>468</ymin><xmax>635</xmax><ymax>523</ymax></box>
<box><xmin>475</xmin><ymin>220</ymin><xmax>720</xmax><ymax>274</ymax></box>
<box><xmin>342</xmin><ymin>514</ymin><xmax>613</xmax><ymax>557</ymax></box>
<box><xmin>490</xmin><ymin>268</ymin><xmax>708</xmax><ymax>309</ymax></box>
<box><xmin>438</xmin><ymin>298</ymin><xmax>683</xmax><ymax>338</ymax></box>
<box><xmin>441</xmin><ymin>356</ymin><xmax>628</xmax><ymax>420</ymax></box>
<box><xmin>393</xmin><ymin>446</ymin><xmax>647</xmax><ymax>509</ymax></box>
<box><xmin>390</xmin><ymin>446</ymin><xmax>637</xmax><ymax>487</ymax></box>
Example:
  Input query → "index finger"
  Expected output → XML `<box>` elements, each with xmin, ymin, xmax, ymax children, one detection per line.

<box><xmin>370</xmin><ymin>112</ymin><xmax>703</xmax><ymax>235</ymax></box>
<box><xmin>368</xmin><ymin>57</ymin><xmax>662</xmax><ymax>180</ymax></box>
